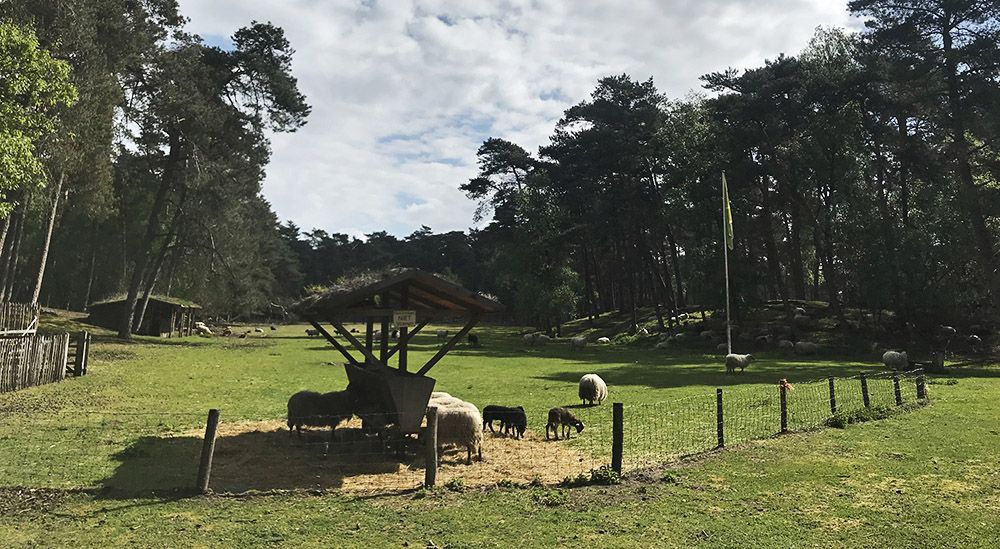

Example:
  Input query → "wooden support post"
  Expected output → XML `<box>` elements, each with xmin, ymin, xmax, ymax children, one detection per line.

<box><xmin>425</xmin><ymin>406</ymin><xmax>438</xmax><ymax>487</ymax></box>
<box><xmin>860</xmin><ymin>373</ymin><xmax>870</xmax><ymax>408</ymax></box>
<box><xmin>196</xmin><ymin>408</ymin><xmax>220</xmax><ymax>494</ymax></box>
<box><xmin>716</xmin><ymin>388</ymin><xmax>724</xmax><ymax>449</ymax></box>
<box><xmin>399</xmin><ymin>325</ymin><xmax>408</xmax><ymax>372</ymax></box>
<box><xmin>779</xmin><ymin>383</ymin><xmax>788</xmax><ymax>433</ymax></box>
<box><xmin>612</xmin><ymin>402</ymin><xmax>623</xmax><ymax>474</ymax></box>
<box><xmin>330</xmin><ymin>320</ymin><xmax>382</xmax><ymax>366</ymax></box>
<box><xmin>916</xmin><ymin>369</ymin><xmax>926</xmax><ymax>400</ymax></box>
<box><xmin>365</xmin><ymin>319</ymin><xmax>374</xmax><ymax>363</ymax></box>
<box><xmin>893</xmin><ymin>371</ymin><xmax>902</xmax><ymax>406</ymax></box>
<box><xmin>416</xmin><ymin>317</ymin><xmax>479</xmax><ymax>376</ymax></box>
<box><xmin>828</xmin><ymin>377</ymin><xmax>836</xmax><ymax>415</ymax></box>
<box><xmin>379</xmin><ymin>317</ymin><xmax>390</xmax><ymax>362</ymax></box>
<box><xmin>307</xmin><ymin>319</ymin><xmax>357</xmax><ymax>365</ymax></box>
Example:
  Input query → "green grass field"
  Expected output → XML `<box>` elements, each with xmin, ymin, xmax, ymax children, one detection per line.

<box><xmin>1</xmin><ymin>322</ymin><xmax>998</xmax><ymax>547</ymax></box>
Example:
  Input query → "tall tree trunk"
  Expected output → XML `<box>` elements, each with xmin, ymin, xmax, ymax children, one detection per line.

<box><xmin>83</xmin><ymin>239</ymin><xmax>97</xmax><ymax>311</ymax></box>
<box><xmin>787</xmin><ymin>200</ymin><xmax>807</xmax><ymax>300</ymax></box>
<box><xmin>118</xmin><ymin>130</ymin><xmax>184</xmax><ymax>339</ymax></box>
<box><xmin>759</xmin><ymin>178</ymin><xmax>793</xmax><ymax>317</ymax></box>
<box><xmin>0</xmin><ymin>214</ymin><xmax>11</xmax><ymax>266</ymax></box>
<box><xmin>3</xmin><ymin>197</ymin><xmax>29</xmax><ymax>301</ymax></box>
<box><xmin>942</xmin><ymin>19</ymin><xmax>1000</xmax><ymax>309</ymax></box>
<box><xmin>664</xmin><ymin>224</ymin><xmax>685</xmax><ymax>307</ymax></box>
<box><xmin>0</xmin><ymin>208</ymin><xmax>19</xmax><ymax>299</ymax></box>
<box><xmin>31</xmin><ymin>171</ymin><xmax>64</xmax><ymax>304</ymax></box>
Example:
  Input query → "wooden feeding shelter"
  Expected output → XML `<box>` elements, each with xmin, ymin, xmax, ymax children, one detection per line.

<box><xmin>294</xmin><ymin>269</ymin><xmax>503</xmax><ymax>434</ymax></box>
<box><xmin>87</xmin><ymin>295</ymin><xmax>201</xmax><ymax>337</ymax></box>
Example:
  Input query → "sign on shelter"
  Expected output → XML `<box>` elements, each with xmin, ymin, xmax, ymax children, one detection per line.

<box><xmin>393</xmin><ymin>310</ymin><xmax>416</xmax><ymax>327</ymax></box>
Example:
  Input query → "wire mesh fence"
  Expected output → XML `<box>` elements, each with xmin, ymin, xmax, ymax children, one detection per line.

<box><xmin>0</xmin><ymin>370</ymin><xmax>930</xmax><ymax>495</ymax></box>
<box><xmin>620</xmin><ymin>369</ymin><xmax>928</xmax><ymax>473</ymax></box>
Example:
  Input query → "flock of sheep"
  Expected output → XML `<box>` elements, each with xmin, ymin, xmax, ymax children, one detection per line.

<box><xmin>285</xmin><ymin>373</ymin><xmax>609</xmax><ymax>465</ymax></box>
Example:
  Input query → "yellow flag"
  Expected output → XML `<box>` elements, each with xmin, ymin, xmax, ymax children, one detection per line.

<box><xmin>723</xmin><ymin>173</ymin><xmax>734</xmax><ymax>250</ymax></box>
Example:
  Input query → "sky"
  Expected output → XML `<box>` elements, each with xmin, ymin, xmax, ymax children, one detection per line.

<box><xmin>176</xmin><ymin>0</ymin><xmax>858</xmax><ymax>239</ymax></box>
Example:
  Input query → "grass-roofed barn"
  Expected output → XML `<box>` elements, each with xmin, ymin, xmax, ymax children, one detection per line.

<box><xmin>87</xmin><ymin>295</ymin><xmax>201</xmax><ymax>337</ymax></box>
<box><xmin>294</xmin><ymin>269</ymin><xmax>503</xmax><ymax>434</ymax></box>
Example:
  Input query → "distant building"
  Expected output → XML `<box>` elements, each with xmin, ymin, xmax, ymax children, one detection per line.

<box><xmin>87</xmin><ymin>296</ymin><xmax>201</xmax><ymax>337</ymax></box>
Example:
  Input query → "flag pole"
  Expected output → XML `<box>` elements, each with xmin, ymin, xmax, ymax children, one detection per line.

<box><xmin>722</xmin><ymin>172</ymin><xmax>732</xmax><ymax>354</ymax></box>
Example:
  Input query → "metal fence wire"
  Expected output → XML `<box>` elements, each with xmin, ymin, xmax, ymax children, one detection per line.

<box><xmin>0</xmin><ymin>370</ymin><xmax>929</xmax><ymax>494</ymax></box>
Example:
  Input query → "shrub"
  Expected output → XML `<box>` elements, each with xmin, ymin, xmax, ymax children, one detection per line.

<box><xmin>444</xmin><ymin>478</ymin><xmax>465</xmax><ymax>492</ymax></box>
<box><xmin>589</xmin><ymin>465</ymin><xmax>621</xmax><ymax>485</ymax></box>
<box><xmin>532</xmin><ymin>489</ymin><xmax>568</xmax><ymax>507</ymax></box>
<box><xmin>826</xmin><ymin>405</ymin><xmax>895</xmax><ymax>428</ymax></box>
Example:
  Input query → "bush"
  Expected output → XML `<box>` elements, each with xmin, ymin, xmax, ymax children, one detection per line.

<box><xmin>444</xmin><ymin>478</ymin><xmax>465</xmax><ymax>492</ymax></box>
<box><xmin>826</xmin><ymin>405</ymin><xmax>895</xmax><ymax>428</ymax></box>
<box><xmin>589</xmin><ymin>465</ymin><xmax>622</xmax><ymax>485</ymax></box>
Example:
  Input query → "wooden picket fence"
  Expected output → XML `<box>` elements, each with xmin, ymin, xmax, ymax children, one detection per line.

<box><xmin>0</xmin><ymin>333</ymin><xmax>70</xmax><ymax>393</ymax></box>
<box><xmin>0</xmin><ymin>301</ymin><xmax>39</xmax><ymax>335</ymax></box>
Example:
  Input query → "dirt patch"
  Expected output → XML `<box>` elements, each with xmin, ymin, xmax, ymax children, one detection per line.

<box><xmin>191</xmin><ymin>419</ymin><xmax>603</xmax><ymax>495</ymax></box>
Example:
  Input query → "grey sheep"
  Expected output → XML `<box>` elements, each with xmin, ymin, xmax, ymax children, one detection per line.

<box><xmin>546</xmin><ymin>407</ymin><xmax>584</xmax><ymax>440</ymax></box>
<box><xmin>287</xmin><ymin>390</ymin><xmax>357</xmax><ymax>441</ymax></box>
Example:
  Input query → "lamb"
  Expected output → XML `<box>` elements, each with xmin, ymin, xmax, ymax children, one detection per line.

<box><xmin>286</xmin><ymin>390</ymin><xmax>357</xmax><ymax>440</ymax></box>
<box><xmin>305</xmin><ymin>328</ymin><xmax>320</xmax><ymax>337</ymax></box>
<box><xmin>430</xmin><ymin>400</ymin><xmax>483</xmax><ymax>463</ymax></box>
<box><xmin>794</xmin><ymin>341</ymin><xmax>819</xmax><ymax>355</ymax></box>
<box><xmin>596</xmin><ymin>336</ymin><xmax>611</xmax><ymax>345</ymax></box>
<box><xmin>882</xmin><ymin>350</ymin><xmax>908</xmax><ymax>370</ymax></box>
<box><xmin>578</xmin><ymin>374</ymin><xmax>608</xmax><ymax>405</ymax></box>
<box><xmin>482</xmin><ymin>405</ymin><xmax>527</xmax><ymax>438</ymax></box>
<box><xmin>436</xmin><ymin>329</ymin><xmax>449</xmax><ymax>339</ymax></box>
<box><xmin>546</xmin><ymin>407</ymin><xmax>584</xmax><ymax>440</ymax></box>
<box><xmin>725</xmin><ymin>353</ymin><xmax>754</xmax><ymax>374</ymax></box>
<box><xmin>571</xmin><ymin>336</ymin><xmax>587</xmax><ymax>348</ymax></box>
<box><xmin>467</xmin><ymin>333</ymin><xmax>479</xmax><ymax>346</ymax></box>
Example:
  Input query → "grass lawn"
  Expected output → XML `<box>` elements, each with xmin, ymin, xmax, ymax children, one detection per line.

<box><xmin>1</xmin><ymin>322</ymin><xmax>998</xmax><ymax>547</ymax></box>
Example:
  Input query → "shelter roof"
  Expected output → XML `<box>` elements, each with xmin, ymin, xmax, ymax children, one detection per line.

<box><xmin>295</xmin><ymin>269</ymin><xmax>502</xmax><ymax>316</ymax></box>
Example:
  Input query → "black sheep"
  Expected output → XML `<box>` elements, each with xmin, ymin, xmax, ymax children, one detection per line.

<box><xmin>482</xmin><ymin>405</ymin><xmax>527</xmax><ymax>438</ymax></box>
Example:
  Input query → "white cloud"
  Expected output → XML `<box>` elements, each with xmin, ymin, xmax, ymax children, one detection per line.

<box><xmin>178</xmin><ymin>0</ymin><xmax>856</xmax><ymax>237</ymax></box>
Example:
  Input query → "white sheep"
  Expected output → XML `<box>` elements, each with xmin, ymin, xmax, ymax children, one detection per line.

<box><xmin>571</xmin><ymin>336</ymin><xmax>587</xmax><ymax>348</ymax></box>
<box><xmin>429</xmin><ymin>400</ymin><xmax>483</xmax><ymax>464</ymax></box>
<box><xmin>725</xmin><ymin>353</ymin><xmax>753</xmax><ymax>374</ymax></box>
<box><xmin>882</xmin><ymin>350</ymin><xmax>908</xmax><ymax>370</ymax></box>
<box><xmin>794</xmin><ymin>341</ymin><xmax>819</xmax><ymax>355</ymax></box>
<box><xmin>596</xmin><ymin>336</ymin><xmax>611</xmax><ymax>345</ymax></box>
<box><xmin>578</xmin><ymin>374</ymin><xmax>608</xmax><ymax>405</ymax></box>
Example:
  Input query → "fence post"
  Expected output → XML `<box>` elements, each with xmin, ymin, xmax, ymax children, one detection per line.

<box><xmin>828</xmin><ymin>377</ymin><xmax>836</xmax><ymax>415</ymax></box>
<box><xmin>196</xmin><ymin>409</ymin><xmax>220</xmax><ymax>494</ymax></box>
<box><xmin>425</xmin><ymin>406</ymin><xmax>438</xmax><ymax>487</ymax></box>
<box><xmin>916</xmin><ymin>369</ymin><xmax>926</xmax><ymax>400</ymax></box>
<box><xmin>612</xmin><ymin>402</ymin><xmax>624</xmax><ymax>474</ymax></box>
<box><xmin>716</xmin><ymin>389</ymin><xmax>724</xmax><ymax>448</ymax></box>
<box><xmin>779</xmin><ymin>383</ymin><xmax>788</xmax><ymax>433</ymax></box>
<box><xmin>860</xmin><ymin>373</ymin><xmax>870</xmax><ymax>408</ymax></box>
<box><xmin>893</xmin><ymin>371</ymin><xmax>902</xmax><ymax>406</ymax></box>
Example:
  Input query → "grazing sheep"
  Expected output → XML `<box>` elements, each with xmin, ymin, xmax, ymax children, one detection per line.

<box><xmin>482</xmin><ymin>405</ymin><xmax>527</xmax><ymax>438</ymax></box>
<box><xmin>882</xmin><ymin>350</ymin><xmax>908</xmax><ymax>370</ymax></box>
<box><xmin>523</xmin><ymin>333</ymin><xmax>537</xmax><ymax>345</ymax></box>
<box><xmin>571</xmin><ymin>336</ymin><xmax>587</xmax><ymax>348</ymax></box>
<box><xmin>546</xmin><ymin>407</ymin><xmax>584</xmax><ymax>440</ymax></box>
<box><xmin>436</xmin><ymin>329</ymin><xmax>449</xmax><ymax>339</ymax></box>
<box><xmin>305</xmin><ymin>328</ymin><xmax>320</xmax><ymax>337</ymax></box>
<box><xmin>269</xmin><ymin>325</ymin><xmax>277</xmax><ymax>331</ymax></box>
<box><xmin>778</xmin><ymin>339</ymin><xmax>794</xmax><ymax>350</ymax></box>
<box><xmin>725</xmin><ymin>353</ymin><xmax>754</xmax><ymax>374</ymax></box>
<box><xmin>578</xmin><ymin>374</ymin><xmax>608</xmax><ymax>405</ymax></box>
<box><xmin>429</xmin><ymin>391</ymin><xmax>461</xmax><ymax>408</ymax></box>
<box><xmin>286</xmin><ymin>390</ymin><xmax>357</xmax><ymax>440</ymax></box>
<box><xmin>431</xmin><ymin>401</ymin><xmax>483</xmax><ymax>463</ymax></box>
<box><xmin>467</xmin><ymin>333</ymin><xmax>479</xmax><ymax>346</ymax></box>
<box><xmin>535</xmin><ymin>334</ymin><xmax>551</xmax><ymax>344</ymax></box>
<box><xmin>794</xmin><ymin>341</ymin><xmax>819</xmax><ymax>355</ymax></box>
<box><xmin>596</xmin><ymin>336</ymin><xmax>611</xmax><ymax>345</ymax></box>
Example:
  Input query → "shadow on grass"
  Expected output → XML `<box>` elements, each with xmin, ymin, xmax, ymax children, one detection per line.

<box><xmin>98</xmin><ymin>427</ymin><xmax>418</xmax><ymax>499</ymax></box>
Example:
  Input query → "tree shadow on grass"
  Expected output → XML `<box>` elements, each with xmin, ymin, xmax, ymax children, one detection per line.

<box><xmin>99</xmin><ymin>426</ymin><xmax>420</xmax><ymax>499</ymax></box>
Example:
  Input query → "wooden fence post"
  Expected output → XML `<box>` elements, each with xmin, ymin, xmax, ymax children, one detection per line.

<box><xmin>425</xmin><ymin>406</ymin><xmax>438</xmax><ymax>487</ymax></box>
<box><xmin>828</xmin><ymin>377</ymin><xmax>836</xmax><ymax>415</ymax></box>
<box><xmin>893</xmin><ymin>371</ymin><xmax>902</xmax><ymax>406</ymax></box>
<box><xmin>196</xmin><ymin>409</ymin><xmax>220</xmax><ymax>494</ymax></box>
<box><xmin>916</xmin><ymin>369</ymin><xmax>926</xmax><ymax>400</ymax></box>
<box><xmin>611</xmin><ymin>402</ymin><xmax>624</xmax><ymax>473</ymax></box>
<box><xmin>779</xmin><ymin>383</ymin><xmax>788</xmax><ymax>433</ymax></box>
<box><xmin>716</xmin><ymin>389</ymin><xmax>724</xmax><ymax>448</ymax></box>
<box><xmin>860</xmin><ymin>373</ymin><xmax>870</xmax><ymax>408</ymax></box>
